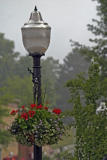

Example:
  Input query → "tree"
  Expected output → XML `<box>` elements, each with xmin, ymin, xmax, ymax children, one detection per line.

<box><xmin>56</xmin><ymin>50</ymin><xmax>89</xmax><ymax>110</ymax></box>
<box><xmin>87</xmin><ymin>0</ymin><xmax>107</xmax><ymax>78</ymax></box>
<box><xmin>41</xmin><ymin>57</ymin><xmax>60</xmax><ymax>106</ymax></box>
<box><xmin>0</xmin><ymin>55</ymin><xmax>61</xmax><ymax>106</ymax></box>
<box><xmin>0</xmin><ymin>106</ymin><xmax>12</xmax><ymax>146</ymax></box>
<box><xmin>70</xmin><ymin>0</ymin><xmax>107</xmax><ymax>78</ymax></box>
<box><xmin>0</xmin><ymin>33</ymin><xmax>20</xmax><ymax>146</ymax></box>
<box><xmin>15</xmin><ymin>55</ymin><xmax>32</xmax><ymax>77</ymax></box>
<box><xmin>0</xmin><ymin>76</ymin><xmax>33</xmax><ymax>106</ymax></box>
<box><xmin>87</xmin><ymin>0</ymin><xmax>107</xmax><ymax>57</ymax></box>
<box><xmin>0</xmin><ymin>33</ymin><xmax>20</xmax><ymax>86</ymax></box>
<box><xmin>66</xmin><ymin>62</ymin><xmax>107</xmax><ymax>160</ymax></box>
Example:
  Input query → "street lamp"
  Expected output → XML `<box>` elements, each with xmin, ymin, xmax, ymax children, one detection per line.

<box><xmin>21</xmin><ymin>6</ymin><xmax>51</xmax><ymax>160</ymax></box>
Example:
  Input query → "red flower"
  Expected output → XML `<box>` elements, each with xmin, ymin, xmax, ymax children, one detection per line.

<box><xmin>16</xmin><ymin>109</ymin><xmax>19</xmax><ymax>113</ymax></box>
<box><xmin>10</xmin><ymin>110</ymin><xmax>16</xmax><ymax>115</ymax></box>
<box><xmin>28</xmin><ymin>110</ymin><xmax>36</xmax><ymax>118</ymax></box>
<box><xmin>52</xmin><ymin>108</ymin><xmax>62</xmax><ymax>115</ymax></box>
<box><xmin>36</xmin><ymin>104</ymin><xmax>43</xmax><ymax>109</ymax></box>
<box><xmin>31</xmin><ymin>104</ymin><xmax>36</xmax><ymax>108</ymax></box>
<box><xmin>21</xmin><ymin>105</ymin><xmax>25</xmax><ymax>109</ymax></box>
<box><xmin>44</xmin><ymin>106</ymin><xmax>48</xmax><ymax>110</ymax></box>
<box><xmin>21</xmin><ymin>113</ymin><xmax>28</xmax><ymax>120</ymax></box>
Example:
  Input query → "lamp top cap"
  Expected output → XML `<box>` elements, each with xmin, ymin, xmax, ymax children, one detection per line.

<box><xmin>26</xmin><ymin>5</ymin><xmax>45</xmax><ymax>25</ymax></box>
<box><xmin>22</xmin><ymin>5</ymin><xmax>51</xmax><ymax>30</ymax></box>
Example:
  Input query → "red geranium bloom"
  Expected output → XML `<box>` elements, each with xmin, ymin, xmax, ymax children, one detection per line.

<box><xmin>21</xmin><ymin>113</ymin><xmax>28</xmax><ymax>120</ymax></box>
<box><xmin>21</xmin><ymin>105</ymin><xmax>25</xmax><ymax>109</ymax></box>
<box><xmin>10</xmin><ymin>110</ymin><xmax>16</xmax><ymax>115</ymax></box>
<box><xmin>52</xmin><ymin>108</ymin><xmax>62</xmax><ymax>115</ymax></box>
<box><xmin>31</xmin><ymin>104</ymin><xmax>36</xmax><ymax>108</ymax></box>
<box><xmin>36</xmin><ymin>104</ymin><xmax>43</xmax><ymax>109</ymax></box>
<box><xmin>15</xmin><ymin>109</ymin><xmax>19</xmax><ymax>113</ymax></box>
<box><xmin>44</xmin><ymin>106</ymin><xmax>48</xmax><ymax>110</ymax></box>
<box><xmin>28</xmin><ymin>110</ymin><xmax>36</xmax><ymax>117</ymax></box>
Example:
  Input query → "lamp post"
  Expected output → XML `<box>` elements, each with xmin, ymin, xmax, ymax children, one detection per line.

<box><xmin>21</xmin><ymin>6</ymin><xmax>51</xmax><ymax>160</ymax></box>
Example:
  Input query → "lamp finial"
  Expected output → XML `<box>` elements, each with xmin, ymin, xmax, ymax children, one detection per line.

<box><xmin>34</xmin><ymin>6</ymin><xmax>37</xmax><ymax>11</ymax></box>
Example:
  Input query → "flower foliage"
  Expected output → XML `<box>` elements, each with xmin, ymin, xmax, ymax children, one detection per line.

<box><xmin>9</xmin><ymin>104</ymin><xmax>65</xmax><ymax>146</ymax></box>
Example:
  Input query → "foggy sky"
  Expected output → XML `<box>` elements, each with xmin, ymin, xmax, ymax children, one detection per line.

<box><xmin>0</xmin><ymin>0</ymin><xmax>98</xmax><ymax>61</ymax></box>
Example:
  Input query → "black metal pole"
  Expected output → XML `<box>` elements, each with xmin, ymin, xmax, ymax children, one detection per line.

<box><xmin>33</xmin><ymin>55</ymin><xmax>42</xmax><ymax>160</ymax></box>
<box><xmin>29</xmin><ymin>53</ymin><xmax>42</xmax><ymax>160</ymax></box>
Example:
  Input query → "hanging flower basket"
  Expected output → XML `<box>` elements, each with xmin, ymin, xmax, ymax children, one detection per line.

<box><xmin>9</xmin><ymin>104</ymin><xmax>65</xmax><ymax>146</ymax></box>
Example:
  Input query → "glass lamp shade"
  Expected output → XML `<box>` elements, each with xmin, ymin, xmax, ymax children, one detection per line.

<box><xmin>21</xmin><ymin>8</ymin><xmax>51</xmax><ymax>55</ymax></box>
